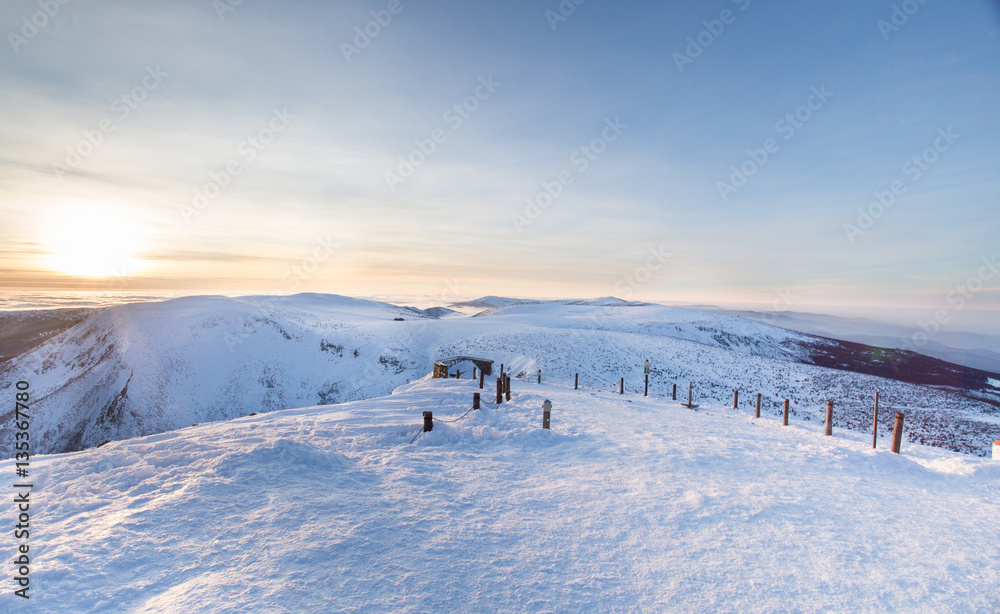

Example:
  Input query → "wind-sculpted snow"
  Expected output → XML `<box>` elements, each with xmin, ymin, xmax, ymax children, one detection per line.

<box><xmin>1</xmin><ymin>294</ymin><xmax>998</xmax><ymax>456</ymax></box>
<box><xmin>8</xmin><ymin>378</ymin><xmax>1000</xmax><ymax>612</ymax></box>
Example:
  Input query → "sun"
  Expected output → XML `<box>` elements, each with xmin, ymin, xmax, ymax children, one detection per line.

<box><xmin>44</xmin><ymin>209</ymin><xmax>146</xmax><ymax>279</ymax></box>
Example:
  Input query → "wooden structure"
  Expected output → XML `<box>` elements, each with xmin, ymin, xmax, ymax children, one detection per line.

<box><xmin>432</xmin><ymin>356</ymin><xmax>494</xmax><ymax>379</ymax></box>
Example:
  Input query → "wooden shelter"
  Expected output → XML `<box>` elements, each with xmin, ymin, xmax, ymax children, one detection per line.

<box><xmin>432</xmin><ymin>356</ymin><xmax>494</xmax><ymax>378</ymax></box>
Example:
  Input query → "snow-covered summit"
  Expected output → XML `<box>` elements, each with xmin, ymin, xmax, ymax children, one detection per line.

<box><xmin>2</xmin><ymin>293</ymin><xmax>998</xmax><ymax>456</ymax></box>
<box><xmin>9</xmin><ymin>376</ymin><xmax>999</xmax><ymax>612</ymax></box>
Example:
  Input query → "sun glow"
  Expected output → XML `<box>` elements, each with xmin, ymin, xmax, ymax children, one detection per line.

<box><xmin>44</xmin><ymin>208</ymin><xmax>147</xmax><ymax>278</ymax></box>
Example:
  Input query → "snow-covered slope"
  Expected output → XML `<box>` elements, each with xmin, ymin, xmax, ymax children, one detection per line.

<box><xmin>2</xmin><ymin>295</ymin><xmax>998</xmax><ymax>456</ymax></box>
<box><xmin>8</xmin><ymin>377</ymin><xmax>1000</xmax><ymax>613</ymax></box>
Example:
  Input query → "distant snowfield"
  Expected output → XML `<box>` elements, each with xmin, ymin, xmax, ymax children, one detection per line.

<box><xmin>9</xmin><ymin>377</ymin><xmax>1000</xmax><ymax>613</ymax></box>
<box><xmin>3</xmin><ymin>294</ymin><xmax>999</xmax><ymax>457</ymax></box>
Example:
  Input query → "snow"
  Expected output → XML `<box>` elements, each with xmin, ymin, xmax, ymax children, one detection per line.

<box><xmin>7</xmin><ymin>376</ymin><xmax>1000</xmax><ymax>612</ymax></box>
<box><xmin>3</xmin><ymin>294</ymin><xmax>999</xmax><ymax>457</ymax></box>
<box><xmin>988</xmin><ymin>377</ymin><xmax>1000</xmax><ymax>389</ymax></box>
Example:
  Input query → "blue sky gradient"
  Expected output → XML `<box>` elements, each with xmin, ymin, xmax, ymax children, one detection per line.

<box><xmin>1</xmin><ymin>0</ymin><xmax>998</xmax><ymax>315</ymax></box>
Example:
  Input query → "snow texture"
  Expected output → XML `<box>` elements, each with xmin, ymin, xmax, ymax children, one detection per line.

<box><xmin>2</xmin><ymin>294</ymin><xmax>998</xmax><ymax>458</ymax></box>
<box><xmin>4</xmin><ymin>376</ymin><xmax>999</xmax><ymax>613</ymax></box>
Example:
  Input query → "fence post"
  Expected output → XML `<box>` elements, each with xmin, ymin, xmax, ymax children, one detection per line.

<box><xmin>473</xmin><ymin>367</ymin><xmax>477</xmax><ymax>380</ymax></box>
<box><xmin>575</xmin><ymin>373</ymin><xmax>578</xmax><ymax>390</ymax></box>
<box><xmin>755</xmin><ymin>393</ymin><xmax>761</xmax><ymax>419</ymax></box>
<box><xmin>620</xmin><ymin>377</ymin><xmax>624</xmax><ymax>395</ymax></box>
<box><xmin>644</xmin><ymin>373</ymin><xmax>649</xmax><ymax>397</ymax></box>
<box><xmin>496</xmin><ymin>378</ymin><xmax>503</xmax><ymax>405</ymax></box>
<box><xmin>537</xmin><ymin>369</ymin><xmax>541</xmax><ymax>384</ymax></box>
<box><xmin>505</xmin><ymin>375</ymin><xmax>511</xmax><ymax>401</ymax></box>
<box><xmin>824</xmin><ymin>400</ymin><xmax>833</xmax><ymax>436</ymax></box>
<box><xmin>473</xmin><ymin>392</ymin><xmax>480</xmax><ymax>410</ymax></box>
<box><xmin>423</xmin><ymin>411</ymin><xmax>433</xmax><ymax>432</ymax></box>
<box><xmin>542</xmin><ymin>399</ymin><xmax>551</xmax><ymax>430</ymax></box>
<box><xmin>872</xmin><ymin>392</ymin><xmax>879</xmax><ymax>448</ymax></box>
<box><xmin>672</xmin><ymin>383</ymin><xmax>677</xmax><ymax>401</ymax></box>
<box><xmin>733</xmin><ymin>389</ymin><xmax>738</xmax><ymax>409</ymax></box>
<box><xmin>479</xmin><ymin>369</ymin><xmax>484</xmax><ymax>390</ymax></box>
<box><xmin>891</xmin><ymin>413</ymin><xmax>904</xmax><ymax>453</ymax></box>
<box><xmin>782</xmin><ymin>399</ymin><xmax>789</xmax><ymax>426</ymax></box>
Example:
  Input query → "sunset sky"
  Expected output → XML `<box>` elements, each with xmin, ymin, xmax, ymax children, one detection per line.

<box><xmin>1</xmin><ymin>0</ymin><xmax>998</xmax><ymax>312</ymax></box>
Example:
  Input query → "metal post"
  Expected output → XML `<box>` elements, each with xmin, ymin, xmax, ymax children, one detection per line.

<box><xmin>891</xmin><ymin>413</ymin><xmax>904</xmax><ymax>454</ymax></box>
<box><xmin>575</xmin><ymin>373</ymin><xmax>578</xmax><ymax>390</ymax></box>
<box><xmin>542</xmin><ymin>399</ymin><xmax>551</xmax><ymax>430</ymax></box>
<box><xmin>782</xmin><ymin>399</ymin><xmax>789</xmax><ymax>426</ymax></box>
<box><xmin>755</xmin><ymin>393</ymin><xmax>761</xmax><ymax>419</ymax></box>
<box><xmin>644</xmin><ymin>374</ymin><xmax>649</xmax><ymax>397</ymax></box>
<box><xmin>688</xmin><ymin>382</ymin><xmax>693</xmax><ymax>406</ymax></box>
<box><xmin>824</xmin><ymin>400</ymin><xmax>833</xmax><ymax>436</ymax></box>
<box><xmin>672</xmin><ymin>383</ymin><xmax>677</xmax><ymax>401</ymax></box>
<box><xmin>620</xmin><ymin>377</ymin><xmax>624</xmax><ymax>394</ymax></box>
<box><xmin>423</xmin><ymin>411</ymin><xmax>433</xmax><ymax>432</ymax></box>
<box><xmin>872</xmin><ymin>392</ymin><xmax>879</xmax><ymax>449</ymax></box>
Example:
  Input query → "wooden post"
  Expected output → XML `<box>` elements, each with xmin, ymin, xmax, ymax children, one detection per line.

<box><xmin>755</xmin><ymin>393</ymin><xmax>761</xmax><ymax>419</ymax></box>
<box><xmin>644</xmin><ymin>374</ymin><xmax>649</xmax><ymax>397</ymax></box>
<box><xmin>542</xmin><ymin>399</ymin><xmax>551</xmax><ymax>430</ymax></box>
<box><xmin>500</xmin><ymin>363</ymin><xmax>504</xmax><ymax>376</ymax></box>
<box><xmin>620</xmin><ymin>377</ymin><xmax>624</xmax><ymax>394</ymax></box>
<box><xmin>824</xmin><ymin>400</ymin><xmax>833</xmax><ymax>436</ymax></box>
<box><xmin>423</xmin><ymin>411</ymin><xmax>433</xmax><ymax>432</ymax></box>
<box><xmin>574</xmin><ymin>373</ymin><xmax>578</xmax><ymax>390</ymax></box>
<box><xmin>688</xmin><ymin>382</ymin><xmax>692</xmax><ymax>406</ymax></box>
<box><xmin>733</xmin><ymin>389</ymin><xmax>738</xmax><ymax>409</ymax></box>
<box><xmin>496</xmin><ymin>378</ymin><xmax>503</xmax><ymax>405</ymax></box>
<box><xmin>479</xmin><ymin>369</ymin><xmax>484</xmax><ymax>390</ymax></box>
<box><xmin>537</xmin><ymin>369</ymin><xmax>541</xmax><ymax>384</ymax></box>
<box><xmin>782</xmin><ymin>399</ymin><xmax>789</xmax><ymax>426</ymax></box>
<box><xmin>872</xmin><ymin>392</ymin><xmax>879</xmax><ymax>449</ymax></box>
<box><xmin>473</xmin><ymin>393</ymin><xmax>480</xmax><ymax>410</ymax></box>
<box><xmin>505</xmin><ymin>375</ymin><xmax>511</xmax><ymax>401</ymax></box>
<box><xmin>891</xmin><ymin>413</ymin><xmax>904</xmax><ymax>454</ymax></box>
<box><xmin>672</xmin><ymin>383</ymin><xmax>677</xmax><ymax>400</ymax></box>
<box><xmin>472</xmin><ymin>367</ymin><xmax>477</xmax><ymax>379</ymax></box>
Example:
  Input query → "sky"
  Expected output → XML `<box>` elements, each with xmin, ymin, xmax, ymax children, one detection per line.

<box><xmin>1</xmin><ymin>0</ymin><xmax>999</xmax><ymax>318</ymax></box>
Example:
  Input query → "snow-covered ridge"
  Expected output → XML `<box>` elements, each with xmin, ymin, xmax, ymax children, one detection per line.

<box><xmin>8</xmin><ymin>376</ymin><xmax>1000</xmax><ymax>612</ymax></box>
<box><xmin>1</xmin><ymin>293</ymin><xmax>998</xmax><ymax>456</ymax></box>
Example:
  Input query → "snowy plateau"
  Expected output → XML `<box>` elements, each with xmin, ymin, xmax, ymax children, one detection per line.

<box><xmin>1</xmin><ymin>294</ymin><xmax>999</xmax><ymax>612</ymax></box>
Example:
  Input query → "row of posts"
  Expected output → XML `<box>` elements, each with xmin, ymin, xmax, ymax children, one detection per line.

<box><xmin>459</xmin><ymin>367</ymin><xmax>909</xmax><ymax>453</ymax></box>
